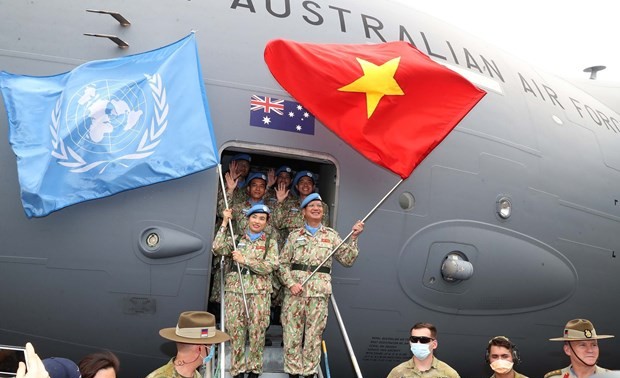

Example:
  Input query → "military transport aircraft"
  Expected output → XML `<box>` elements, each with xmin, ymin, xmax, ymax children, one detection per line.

<box><xmin>1</xmin><ymin>1</ymin><xmax>620</xmax><ymax>377</ymax></box>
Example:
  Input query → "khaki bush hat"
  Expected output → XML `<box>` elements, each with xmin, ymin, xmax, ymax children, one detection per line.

<box><xmin>159</xmin><ymin>311</ymin><xmax>230</xmax><ymax>344</ymax></box>
<box><xmin>549</xmin><ymin>318</ymin><xmax>614</xmax><ymax>341</ymax></box>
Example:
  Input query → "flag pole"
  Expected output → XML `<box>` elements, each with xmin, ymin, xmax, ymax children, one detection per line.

<box><xmin>301</xmin><ymin>178</ymin><xmax>404</xmax><ymax>287</ymax></box>
<box><xmin>217</xmin><ymin>164</ymin><xmax>251</xmax><ymax>321</ymax></box>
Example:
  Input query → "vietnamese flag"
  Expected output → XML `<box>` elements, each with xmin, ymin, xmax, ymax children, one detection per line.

<box><xmin>264</xmin><ymin>39</ymin><xmax>486</xmax><ymax>179</ymax></box>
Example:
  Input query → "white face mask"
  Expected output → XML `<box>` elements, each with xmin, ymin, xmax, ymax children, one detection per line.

<box><xmin>410</xmin><ymin>342</ymin><xmax>432</xmax><ymax>360</ymax></box>
<box><xmin>490</xmin><ymin>359</ymin><xmax>514</xmax><ymax>374</ymax></box>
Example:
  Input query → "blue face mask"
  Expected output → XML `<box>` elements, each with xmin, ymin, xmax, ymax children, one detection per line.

<box><xmin>410</xmin><ymin>342</ymin><xmax>432</xmax><ymax>360</ymax></box>
<box><xmin>200</xmin><ymin>345</ymin><xmax>215</xmax><ymax>378</ymax></box>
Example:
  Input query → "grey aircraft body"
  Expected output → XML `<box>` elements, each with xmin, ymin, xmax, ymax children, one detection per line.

<box><xmin>1</xmin><ymin>1</ymin><xmax>620</xmax><ymax>377</ymax></box>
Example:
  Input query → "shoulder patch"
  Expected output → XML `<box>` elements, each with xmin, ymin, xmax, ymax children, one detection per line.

<box><xmin>543</xmin><ymin>369</ymin><xmax>563</xmax><ymax>378</ymax></box>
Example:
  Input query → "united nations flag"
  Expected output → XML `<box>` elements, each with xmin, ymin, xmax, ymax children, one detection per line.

<box><xmin>0</xmin><ymin>33</ymin><xmax>218</xmax><ymax>217</ymax></box>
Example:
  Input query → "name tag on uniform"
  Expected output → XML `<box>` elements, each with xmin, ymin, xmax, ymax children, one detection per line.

<box><xmin>241</xmin><ymin>208</ymin><xmax>249</xmax><ymax>215</ymax></box>
<box><xmin>295</xmin><ymin>237</ymin><xmax>306</xmax><ymax>246</ymax></box>
<box><xmin>291</xmin><ymin>208</ymin><xmax>299</xmax><ymax>212</ymax></box>
<box><xmin>238</xmin><ymin>242</ymin><xmax>246</xmax><ymax>248</ymax></box>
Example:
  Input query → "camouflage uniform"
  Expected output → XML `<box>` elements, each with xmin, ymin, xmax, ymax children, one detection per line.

<box><xmin>270</xmin><ymin>197</ymin><xmax>329</xmax><ymax>307</ymax></box>
<box><xmin>146</xmin><ymin>358</ymin><xmax>201</xmax><ymax>378</ymax></box>
<box><xmin>544</xmin><ymin>365</ymin><xmax>609</xmax><ymax>378</ymax></box>
<box><xmin>216</xmin><ymin>181</ymin><xmax>250</xmax><ymax>218</ymax></box>
<box><xmin>212</xmin><ymin>198</ymin><xmax>274</xmax><ymax>305</ymax></box>
<box><xmin>278</xmin><ymin>225</ymin><xmax>358</xmax><ymax>376</ymax></box>
<box><xmin>210</xmin><ymin>181</ymin><xmax>249</xmax><ymax>305</ymax></box>
<box><xmin>212</xmin><ymin>226</ymin><xmax>278</xmax><ymax>376</ymax></box>
<box><xmin>386</xmin><ymin>357</ymin><xmax>460</xmax><ymax>378</ymax></box>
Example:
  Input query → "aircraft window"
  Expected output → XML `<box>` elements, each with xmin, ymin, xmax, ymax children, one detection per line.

<box><xmin>496</xmin><ymin>196</ymin><xmax>512</xmax><ymax>220</ymax></box>
<box><xmin>398</xmin><ymin>192</ymin><xmax>415</xmax><ymax>210</ymax></box>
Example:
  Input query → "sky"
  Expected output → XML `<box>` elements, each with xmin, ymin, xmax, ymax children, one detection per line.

<box><xmin>406</xmin><ymin>1</ymin><xmax>620</xmax><ymax>82</ymax></box>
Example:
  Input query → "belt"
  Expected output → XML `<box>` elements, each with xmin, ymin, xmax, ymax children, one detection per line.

<box><xmin>239</xmin><ymin>267</ymin><xmax>254</xmax><ymax>275</ymax></box>
<box><xmin>291</xmin><ymin>263</ymin><xmax>331</xmax><ymax>274</ymax></box>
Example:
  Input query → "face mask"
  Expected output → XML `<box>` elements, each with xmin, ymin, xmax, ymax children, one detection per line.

<box><xmin>490</xmin><ymin>359</ymin><xmax>513</xmax><ymax>374</ymax></box>
<box><xmin>410</xmin><ymin>342</ymin><xmax>432</xmax><ymax>360</ymax></box>
<box><xmin>200</xmin><ymin>345</ymin><xmax>215</xmax><ymax>378</ymax></box>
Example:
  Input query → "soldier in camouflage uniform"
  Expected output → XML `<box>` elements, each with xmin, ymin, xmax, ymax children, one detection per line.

<box><xmin>544</xmin><ymin>319</ymin><xmax>614</xmax><ymax>378</ymax></box>
<box><xmin>217</xmin><ymin>153</ymin><xmax>252</xmax><ymax>208</ymax></box>
<box><xmin>146</xmin><ymin>311</ymin><xmax>230</xmax><ymax>378</ymax></box>
<box><xmin>278</xmin><ymin>193</ymin><xmax>364</xmax><ymax>378</ymax></box>
<box><xmin>220</xmin><ymin>172</ymin><xmax>274</xmax><ymax>237</ymax></box>
<box><xmin>264</xmin><ymin>165</ymin><xmax>295</xmax><ymax>321</ymax></box>
<box><xmin>212</xmin><ymin>204</ymin><xmax>278</xmax><ymax>378</ymax></box>
<box><xmin>271</xmin><ymin>170</ymin><xmax>329</xmax><ymax>248</ymax></box>
<box><xmin>211</xmin><ymin>172</ymin><xmax>273</xmax><ymax>313</ymax></box>
<box><xmin>210</xmin><ymin>153</ymin><xmax>253</xmax><ymax>308</ymax></box>
<box><xmin>265</xmin><ymin>165</ymin><xmax>294</xmax><ymax>211</ymax></box>
<box><xmin>386</xmin><ymin>322</ymin><xmax>460</xmax><ymax>378</ymax></box>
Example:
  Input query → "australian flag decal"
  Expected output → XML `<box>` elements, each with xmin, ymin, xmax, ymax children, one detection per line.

<box><xmin>249</xmin><ymin>95</ymin><xmax>315</xmax><ymax>135</ymax></box>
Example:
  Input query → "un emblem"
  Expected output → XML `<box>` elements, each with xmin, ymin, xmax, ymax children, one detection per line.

<box><xmin>51</xmin><ymin>74</ymin><xmax>168</xmax><ymax>173</ymax></box>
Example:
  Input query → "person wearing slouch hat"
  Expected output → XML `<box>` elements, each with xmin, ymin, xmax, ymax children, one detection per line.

<box><xmin>146</xmin><ymin>311</ymin><xmax>229</xmax><ymax>378</ymax></box>
<box><xmin>544</xmin><ymin>318</ymin><xmax>614</xmax><ymax>378</ymax></box>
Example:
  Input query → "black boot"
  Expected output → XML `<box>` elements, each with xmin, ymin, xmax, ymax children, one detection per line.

<box><xmin>288</xmin><ymin>375</ymin><xmax>299</xmax><ymax>378</ymax></box>
<box><xmin>232</xmin><ymin>374</ymin><xmax>245</xmax><ymax>378</ymax></box>
<box><xmin>246</xmin><ymin>373</ymin><xmax>259</xmax><ymax>378</ymax></box>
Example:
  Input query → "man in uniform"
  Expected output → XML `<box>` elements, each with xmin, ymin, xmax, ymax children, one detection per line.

<box><xmin>213</xmin><ymin>204</ymin><xmax>278</xmax><ymax>378</ymax></box>
<box><xmin>223</xmin><ymin>172</ymin><xmax>274</xmax><ymax>236</ymax></box>
<box><xmin>210</xmin><ymin>153</ymin><xmax>253</xmax><ymax>314</ymax></box>
<box><xmin>486</xmin><ymin>336</ymin><xmax>528</xmax><ymax>378</ymax></box>
<box><xmin>146</xmin><ymin>311</ymin><xmax>230</xmax><ymax>378</ymax></box>
<box><xmin>266</xmin><ymin>165</ymin><xmax>295</xmax><ymax>210</ymax></box>
<box><xmin>544</xmin><ymin>318</ymin><xmax>614</xmax><ymax>378</ymax></box>
<box><xmin>386</xmin><ymin>322</ymin><xmax>460</xmax><ymax>378</ymax></box>
<box><xmin>272</xmin><ymin>170</ymin><xmax>329</xmax><ymax>247</ymax></box>
<box><xmin>220</xmin><ymin>153</ymin><xmax>252</xmax><ymax>206</ymax></box>
<box><xmin>278</xmin><ymin>193</ymin><xmax>363</xmax><ymax>378</ymax></box>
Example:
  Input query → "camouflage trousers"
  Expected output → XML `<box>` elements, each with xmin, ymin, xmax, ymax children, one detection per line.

<box><xmin>224</xmin><ymin>291</ymin><xmax>271</xmax><ymax>375</ymax></box>
<box><xmin>271</xmin><ymin>271</ymin><xmax>284</xmax><ymax>306</ymax></box>
<box><xmin>281</xmin><ymin>294</ymin><xmax>329</xmax><ymax>376</ymax></box>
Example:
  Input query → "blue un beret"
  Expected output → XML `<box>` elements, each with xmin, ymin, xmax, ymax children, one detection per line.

<box><xmin>275</xmin><ymin>165</ymin><xmax>293</xmax><ymax>177</ymax></box>
<box><xmin>293</xmin><ymin>170</ymin><xmax>316</xmax><ymax>194</ymax></box>
<box><xmin>42</xmin><ymin>358</ymin><xmax>81</xmax><ymax>378</ymax></box>
<box><xmin>231</xmin><ymin>153</ymin><xmax>251</xmax><ymax>162</ymax></box>
<box><xmin>301</xmin><ymin>193</ymin><xmax>322</xmax><ymax>209</ymax></box>
<box><xmin>246</xmin><ymin>204</ymin><xmax>271</xmax><ymax>217</ymax></box>
<box><xmin>246</xmin><ymin>172</ymin><xmax>267</xmax><ymax>184</ymax></box>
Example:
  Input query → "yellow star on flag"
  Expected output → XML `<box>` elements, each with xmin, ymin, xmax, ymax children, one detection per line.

<box><xmin>338</xmin><ymin>56</ymin><xmax>405</xmax><ymax>118</ymax></box>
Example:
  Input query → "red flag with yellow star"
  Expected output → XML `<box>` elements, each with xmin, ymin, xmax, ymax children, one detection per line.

<box><xmin>264</xmin><ymin>39</ymin><xmax>486</xmax><ymax>179</ymax></box>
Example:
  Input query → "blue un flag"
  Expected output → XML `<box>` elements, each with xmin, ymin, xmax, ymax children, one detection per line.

<box><xmin>0</xmin><ymin>33</ymin><xmax>218</xmax><ymax>218</ymax></box>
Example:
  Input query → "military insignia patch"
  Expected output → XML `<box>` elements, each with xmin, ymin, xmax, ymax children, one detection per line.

<box><xmin>585</xmin><ymin>329</ymin><xmax>592</xmax><ymax>338</ymax></box>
